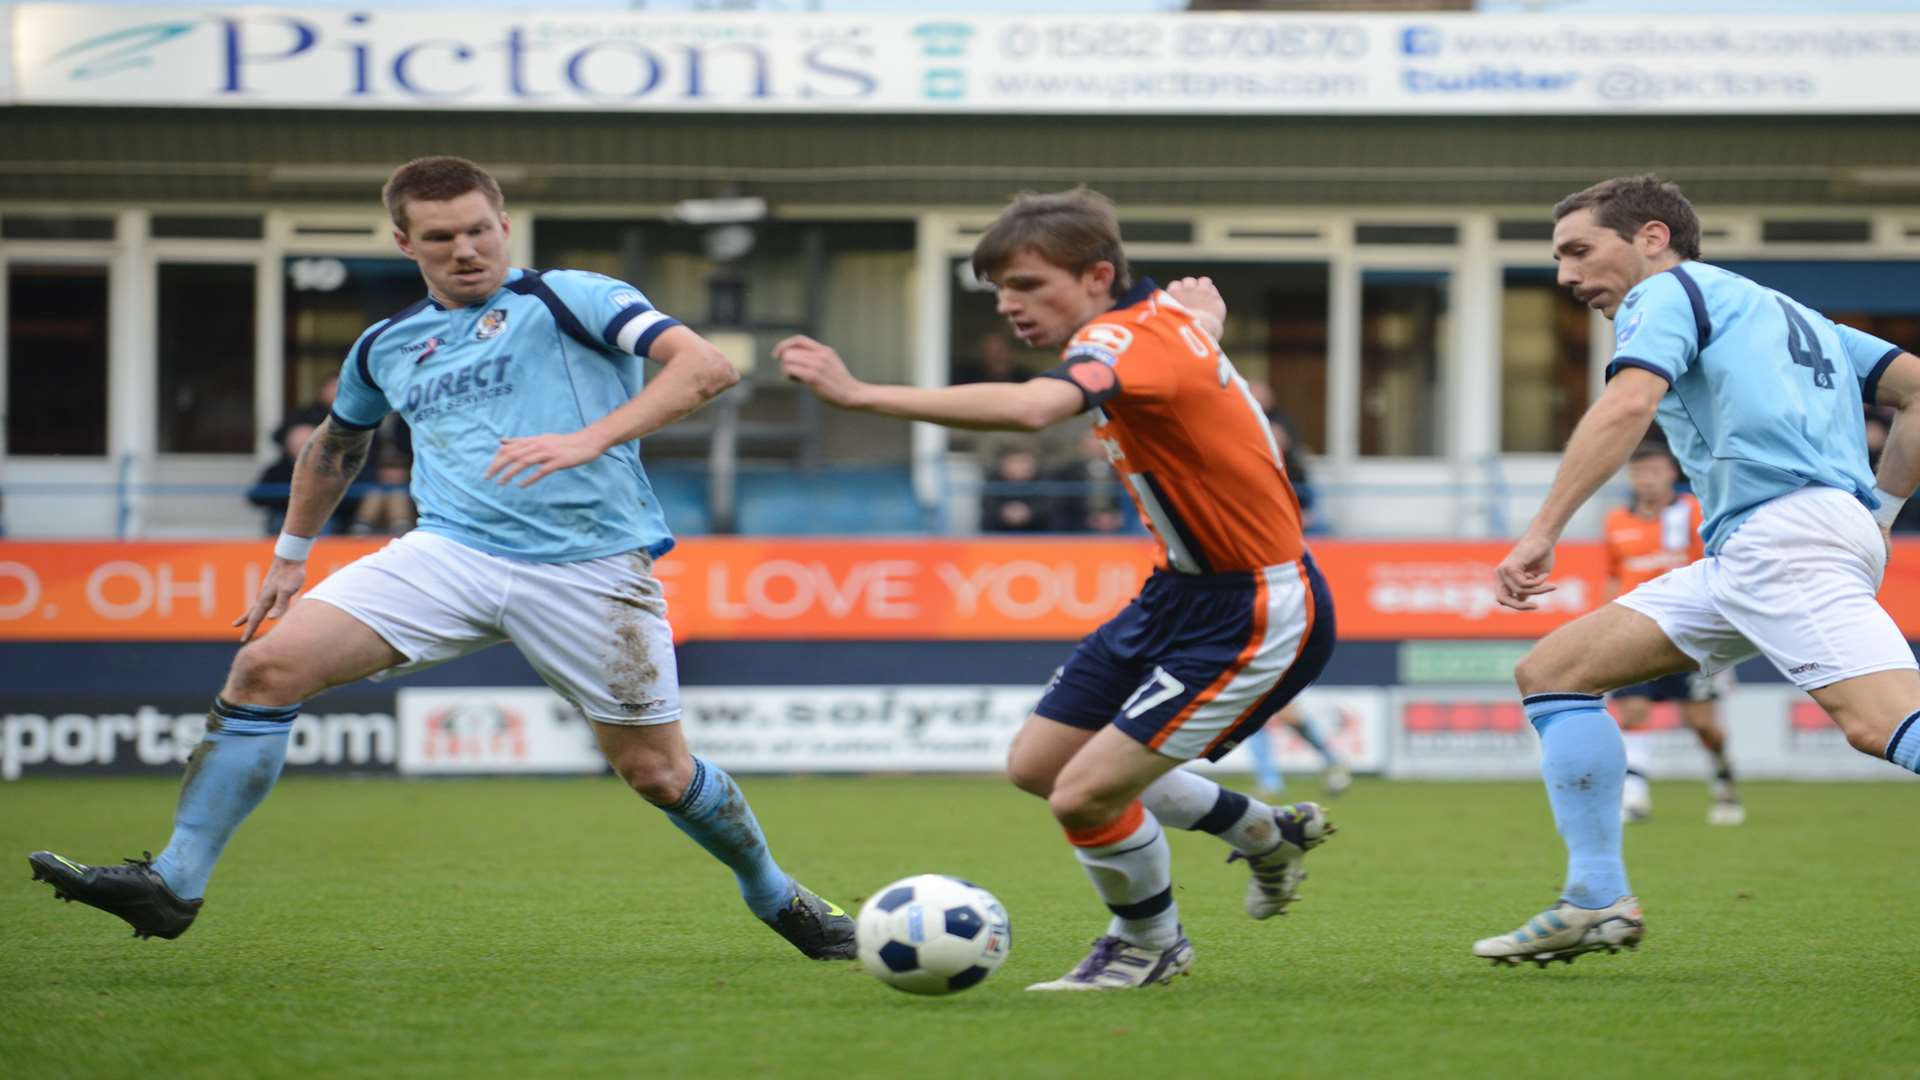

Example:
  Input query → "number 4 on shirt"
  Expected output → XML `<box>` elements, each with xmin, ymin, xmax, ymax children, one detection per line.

<box><xmin>1778</xmin><ymin>297</ymin><xmax>1835</xmax><ymax>390</ymax></box>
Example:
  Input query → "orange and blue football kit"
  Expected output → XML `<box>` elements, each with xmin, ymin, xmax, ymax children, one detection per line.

<box><xmin>1031</xmin><ymin>278</ymin><xmax>1335</xmax><ymax>762</ymax></box>
<box><xmin>1606</xmin><ymin>494</ymin><xmax>1714</xmax><ymax>703</ymax></box>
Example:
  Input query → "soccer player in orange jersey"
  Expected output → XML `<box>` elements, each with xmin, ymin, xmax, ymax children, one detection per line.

<box><xmin>1605</xmin><ymin>442</ymin><xmax>1744</xmax><ymax>825</ymax></box>
<box><xmin>777</xmin><ymin>188</ymin><xmax>1336</xmax><ymax>991</ymax></box>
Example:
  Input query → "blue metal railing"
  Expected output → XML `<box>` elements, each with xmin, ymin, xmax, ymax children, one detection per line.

<box><xmin>0</xmin><ymin>466</ymin><xmax>1625</xmax><ymax>539</ymax></box>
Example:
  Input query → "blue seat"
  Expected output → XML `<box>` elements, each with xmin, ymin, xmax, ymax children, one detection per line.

<box><xmin>645</xmin><ymin>466</ymin><xmax>711</xmax><ymax>535</ymax></box>
<box><xmin>736</xmin><ymin>468</ymin><xmax>926</xmax><ymax>535</ymax></box>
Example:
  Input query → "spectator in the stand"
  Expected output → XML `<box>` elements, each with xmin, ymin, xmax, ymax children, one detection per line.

<box><xmin>283</xmin><ymin>373</ymin><xmax>340</xmax><ymax>430</ymax></box>
<box><xmin>351</xmin><ymin>445</ymin><xmax>417</xmax><ymax>535</ymax></box>
<box><xmin>247</xmin><ymin>422</ymin><xmax>316</xmax><ymax>536</ymax></box>
<box><xmin>1048</xmin><ymin>425</ymin><xmax>1142</xmax><ymax>534</ymax></box>
<box><xmin>982</xmin><ymin>447</ymin><xmax>1057</xmax><ymax>533</ymax></box>
<box><xmin>950</xmin><ymin>331</ymin><xmax>1029</xmax><ymax>385</ymax></box>
<box><xmin>1266</xmin><ymin>408</ymin><xmax>1327</xmax><ymax>535</ymax></box>
<box><xmin>271</xmin><ymin>374</ymin><xmax>367</xmax><ymax>529</ymax></box>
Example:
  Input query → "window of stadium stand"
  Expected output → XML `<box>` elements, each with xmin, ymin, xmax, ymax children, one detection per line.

<box><xmin>1360</xmin><ymin>270</ymin><xmax>1448</xmax><ymax>456</ymax></box>
<box><xmin>158</xmin><ymin>264</ymin><xmax>256</xmax><ymax>453</ymax></box>
<box><xmin>533</xmin><ymin>219</ymin><xmax>917</xmax><ymax>467</ymax></box>
<box><xmin>7</xmin><ymin>264</ymin><xmax>110</xmax><ymax>455</ymax></box>
<box><xmin>282</xmin><ymin>256</ymin><xmax>423</xmax><ymax>418</ymax></box>
<box><xmin>1500</xmin><ymin>268</ymin><xmax>1591</xmax><ymax>453</ymax></box>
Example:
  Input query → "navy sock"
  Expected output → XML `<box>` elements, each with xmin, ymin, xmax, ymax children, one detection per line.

<box><xmin>1887</xmin><ymin>710</ymin><xmax>1920</xmax><ymax>774</ymax></box>
<box><xmin>662</xmin><ymin>757</ymin><xmax>794</xmax><ymax>920</ymax></box>
<box><xmin>1523</xmin><ymin>693</ymin><xmax>1631</xmax><ymax>910</ymax></box>
<box><xmin>152</xmin><ymin>698</ymin><xmax>296</xmax><ymax>900</ymax></box>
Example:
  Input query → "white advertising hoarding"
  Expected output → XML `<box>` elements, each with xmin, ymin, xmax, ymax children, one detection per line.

<box><xmin>1386</xmin><ymin>684</ymin><xmax>1920</xmax><ymax>782</ymax></box>
<box><xmin>10</xmin><ymin>8</ymin><xmax>1920</xmax><ymax>114</ymax></box>
<box><xmin>395</xmin><ymin>684</ymin><xmax>1389</xmax><ymax>776</ymax></box>
<box><xmin>390</xmin><ymin>682</ymin><xmax>1916</xmax><ymax>780</ymax></box>
<box><xmin>398</xmin><ymin>688</ymin><xmax>605</xmax><ymax>775</ymax></box>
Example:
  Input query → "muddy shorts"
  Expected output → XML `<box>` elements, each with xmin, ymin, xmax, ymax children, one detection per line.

<box><xmin>304</xmin><ymin>530</ymin><xmax>680</xmax><ymax>724</ymax></box>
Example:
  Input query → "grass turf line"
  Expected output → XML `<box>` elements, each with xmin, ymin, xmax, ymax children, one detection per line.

<box><xmin>1</xmin><ymin>776</ymin><xmax>1915</xmax><ymax>1079</ymax></box>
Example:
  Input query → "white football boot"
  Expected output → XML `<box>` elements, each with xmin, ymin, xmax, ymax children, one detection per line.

<box><xmin>1229</xmin><ymin>802</ymin><xmax>1335</xmax><ymax>920</ymax></box>
<box><xmin>1473</xmin><ymin>896</ymin><xmax>1646</xmax><ymax>967</ymax></box>
<box><xmin>1026</xmin><ymin>935</ymin><xmax>1193</xmax><ymax>991</ymax></box>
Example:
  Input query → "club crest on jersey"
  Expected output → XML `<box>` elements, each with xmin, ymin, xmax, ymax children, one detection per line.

<box><xmin>1616</xmin><ymin>309</ymin><xmax>1644</xmax><ymax>345</ymax></box>
<box><xmin>1075</xmin><ymin>324</ymin><xmax>1135</xmax><ymax>357</ymax></box>
<box><xmin>402</xmin><ymin>336</ymin><xmax>444</xmax><ymax>363</ymax></box>
<box><xmin>476</xmin><ymin>308</ymin><xmax>508</xmax><ymax>341</ymax></box>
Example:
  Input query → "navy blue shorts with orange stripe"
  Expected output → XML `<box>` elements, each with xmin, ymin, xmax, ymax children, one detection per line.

<box><xmin>1035</xmin><ymin>553</ymin><xmax>1336</xmax><ymax>762</ymax></box>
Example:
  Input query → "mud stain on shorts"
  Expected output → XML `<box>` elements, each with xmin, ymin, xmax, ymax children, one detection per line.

<box><xmin>605</xmin><ymin>552</ymin><xmax>667</xmax><ymax>715</ymax></box>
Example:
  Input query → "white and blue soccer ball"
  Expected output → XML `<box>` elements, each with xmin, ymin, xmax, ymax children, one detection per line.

<box><xmin>855</xmin><ymin>874</ymin><xmax>1011</xmax><ymax>996</ymax></box>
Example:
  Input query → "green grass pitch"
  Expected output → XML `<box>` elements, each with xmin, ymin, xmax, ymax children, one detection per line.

<box><xmin>3</xmin><ymin>775</ymin><xmax>1915</xmax><ymax>1078</ymax></box>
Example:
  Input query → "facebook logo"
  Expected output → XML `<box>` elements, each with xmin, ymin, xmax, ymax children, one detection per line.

<box><xmin>1401</xmin><ymin>26</ymin><xmax>1442</xmax><ymax>56</ymax></box>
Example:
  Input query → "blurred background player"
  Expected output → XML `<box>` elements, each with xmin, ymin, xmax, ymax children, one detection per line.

<box><xmin>1484</xmin><ymin>175</ymin><xmax>1920</xmax><ymax>968</ymax></box>
<box><xmin>28</xmin><ymin>156</ymin><xmax>856</xmax><ymax>961</ymax></box>
<box><xmin>1604</xmin><ymin>441</ymin><xmax>1743</xmax><ymax>825</ymax></box>
<box><xmin>1244</xmin><ymin>704</ymin><xmax>1351</xmax><ymax>799</ymax></box>
<box><xmin>779</xmin><ymin>188</ymin><xmax>1336</xmax><ymax>991</ymax></box>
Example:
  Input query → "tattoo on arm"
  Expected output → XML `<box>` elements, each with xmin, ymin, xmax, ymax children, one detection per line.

<box><xmin>299</xmin><ymin>420</ymin><xmax>375</xmax><ymax>484</ymax></box>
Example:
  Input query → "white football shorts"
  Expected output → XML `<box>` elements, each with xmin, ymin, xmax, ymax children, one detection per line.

<box><xmin>304</xmin><ymin>530</ymin><xmax>680</xmax><ymax>725</ymax></box>
<box><xmin>1615</xmin><ymin>485</ymin><xmax>1917</xmax><ymax>690</ymax></box>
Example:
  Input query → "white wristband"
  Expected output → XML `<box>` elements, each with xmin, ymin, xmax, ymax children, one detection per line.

<box><xmin>274</xmin><ymin>532</ymin><xmax>315</xmax><ymax>562</ymax></box>
<box><xmin>1873</xmin><ymin>488</ymin><xmax>1908</xmax><ymax>529</ymax></box>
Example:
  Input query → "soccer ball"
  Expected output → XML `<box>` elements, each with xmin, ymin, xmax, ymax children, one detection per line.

<box><xmin>855</xmin><ymin>874</ymin><xmax>1011</xmax><ymax>996</ymax></box>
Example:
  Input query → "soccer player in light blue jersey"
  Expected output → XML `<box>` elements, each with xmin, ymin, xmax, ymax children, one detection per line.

<box><xmin>28</xmin><ymin>157</ymin><xmax>857</xmax><ymax>960</ymax></box>
<box><xmin>1473</xmin><ymin>175</ymin><xmax>1920</xmax><ymax>967</ymax></box>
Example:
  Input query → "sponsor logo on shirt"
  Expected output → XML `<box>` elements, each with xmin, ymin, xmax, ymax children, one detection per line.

<box><xmin>402</xmin><ymin>336</ymin><xmax>444</xmax><ymax>363</ymax></box>
<box><xmin>609</xmin><ymin>290</ymin><xmax>642</xmax><ymax>311</ymax></box>
<box><xmin>1075</xmin><ymin>323</ymin><xmax>1135</xmax><ymax>356</ymax></box>
<box><xmin>405</xmin><ymin>355</ymin><xmax>515</xmax><ymax>421</ymax></box>
<box><xmin>476</xmin><ymin>308</ymin><xmax>508</xmax><ymax>340</ymax></box>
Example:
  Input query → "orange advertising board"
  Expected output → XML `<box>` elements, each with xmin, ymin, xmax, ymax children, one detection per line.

<box><xmin>4</xmin><ymin>536</ymin><xmax>1920</xmax><ymax>643</ymax></box>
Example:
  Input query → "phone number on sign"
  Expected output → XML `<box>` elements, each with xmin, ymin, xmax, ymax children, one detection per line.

<box><xmin>995</xmin><ymin>22</ymin><xmax>1369</xmax><ymax>62</ymax></box>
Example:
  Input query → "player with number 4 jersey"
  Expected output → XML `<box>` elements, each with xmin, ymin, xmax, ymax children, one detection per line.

<box><xmin>778</xmin><ymin>188</ymin><xmax>1336</xmax><ymax>992</ymax></box>
<box><xmin>1479</xmin><ymin>174</ymin><xmax>1920</xmax><ymax>969</ymax></box>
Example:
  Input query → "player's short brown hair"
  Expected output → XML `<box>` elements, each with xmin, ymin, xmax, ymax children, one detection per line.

<box><xmin>382</xmin><ymin>156</ymin><xmax>504</xmax><ymax>234</ymax></box>
<box><xmin>971</xmin><ymin>187</ymin><xmax>1131</xmax><ymax>297</ymax></box>
<box><xmin>1629</xmin><ymin>438</ymin><xmax>1677</xmax><ymax>465</ymax></box>
<box><xmin>1554</xmin><ymin>175</ymin><xmax>1701</xmax><ymax>261</ymax></box>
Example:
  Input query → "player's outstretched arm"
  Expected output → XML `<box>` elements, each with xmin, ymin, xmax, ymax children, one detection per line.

<box><xmin>487</xmin><ymin>326</ymin><xmax>740</xmax><ymax>487</ymax></box>
<box><xmin>775</xmin><ymin>334</ymin><xmax>1084</xmax><ymax>432</ymax></box>
<box><xmin>1494</xmin><ymin>367</ymin><xmax>1665</xmax><ymax>611</ymax></box>
<box><xmin>1164</xmin><ymin>276</ymin><xmax>1226</xmax><ymax>340</ymax></box>
<box><xmin>235</xmin><ymin>417</ymin><xmax>374</xmax><ymax>641</ymax></box>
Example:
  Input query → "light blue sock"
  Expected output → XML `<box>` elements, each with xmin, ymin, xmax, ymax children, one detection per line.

<box><xmin>1888</xmin><ymin>710</ymin><xmax>1920</xmax><ymax>773</ymax></box>
<box><xmin>1293</xmin><ymin>712</ymin><xmax>1343</xmax><ymax>768</ymax></box>
<box><xmin>662</xmin><ymin>757</ymin><xmax>795</xmax><ymax>920</ymax></box>
<box><xmin>1247</xmin><ymin>726</ymin><xmax>1285</xmax><ymax>793</ymax></box>
<box><xmin>151</xmin><ymin>699</ymin><xmax>296</xmax><ymax>900</ymax></box>
<box><xmin>1523</xmin><ymin>693</ymin><xmax>1630</xmax><ymax>910</ymax></box>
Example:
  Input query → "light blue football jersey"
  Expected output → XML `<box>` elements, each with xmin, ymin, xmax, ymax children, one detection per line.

<box><xmin>330</xmin><ymin>268</ymin><xmax>686</xmax><ymax>563</ymax></box>
<box><xmin>1606</xmin><ymin>261</ymin><xmax>1901</xmax><ymax>554</ymax></box>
